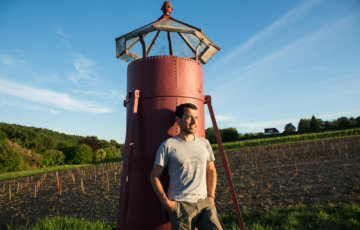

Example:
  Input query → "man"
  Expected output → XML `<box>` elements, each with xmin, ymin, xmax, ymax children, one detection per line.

<box><xmin>150</xmin><ymin>103</ymin><xmax>223</xmax><ymax>230</ymax></box>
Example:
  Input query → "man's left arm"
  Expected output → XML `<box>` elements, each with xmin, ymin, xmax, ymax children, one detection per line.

<box><xmin>206</xmin><ymin>161</ymin><xmax>217</xmax><ymax>203</ymax></box>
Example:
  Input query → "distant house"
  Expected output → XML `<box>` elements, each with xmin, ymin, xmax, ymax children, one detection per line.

<box><xmin>264</xmin><ymin>128</ymin><xmax>279</xmax><ymax>135</ymax></box>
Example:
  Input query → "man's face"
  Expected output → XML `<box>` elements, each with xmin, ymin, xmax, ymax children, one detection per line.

<box><xmin>177</xmin><ymin>108</ymin><xmax>198</xmax><ymax>135</ymax></box>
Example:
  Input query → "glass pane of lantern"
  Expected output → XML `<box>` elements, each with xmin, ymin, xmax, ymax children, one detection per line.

<box><xmin>126</xmin><ymin>36</ymin><xmax>139</xmax><ymax>49</ymax></box>
<box><xmin>156</xmin><ymin>18</ymin><xmax>196</xmax><ymax>33</ymax></box>
<box><xmin>148</xmin><ymin>31</ymin><xmax>169</xmax><ymax>56</ymax></box>
<box><xmin>143</xmin><ymin>31</ymin><xmax>158</xmax><ymax>54</ymax></box>
<box><xmin>116</xmin><ymin>37</ymin><xmax>126</xmax><ymax>57</ymax></box>
<box><xmin>171</xmin><ymin>32</ymin><xmax>195</xmax><ymax>59</ymax></box>
<box><xmin>125</xmin><ymin>23</ymin><xmax>154</xmax><ymax>41</ymax></box>
<box><xmin>180</xmin><ymin>33</ymin><xmax>201</xmax><ymax>51</ymax></box>
<box><xmin>198</xmin><ymin>42</ymin><xmax>207</xmax><ymax>54</ymax></box>
<box><xmin>128</xmin><ymin>37</ymin><xmax>143</xmax><ymax>59</ymax></box>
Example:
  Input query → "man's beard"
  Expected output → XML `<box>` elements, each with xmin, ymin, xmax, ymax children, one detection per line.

<box><xmin>184</xmin><ymin>125</ymin><xmax>196</xmax><ymax>134</ymax></box>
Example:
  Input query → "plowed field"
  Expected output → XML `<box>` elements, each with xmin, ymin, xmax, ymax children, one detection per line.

<box><xmin>1</xmin><ymin>136</ymin><xmax>359</xmax><ymax>229</ymax></box>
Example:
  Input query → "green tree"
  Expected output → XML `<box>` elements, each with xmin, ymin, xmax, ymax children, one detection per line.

<box><xmin>220</xmin><ymin>127</ymin><xmax>239</xmax><ymax>142</ymax></box>
<box><xmin>337</xmin><ymin>117</ymin><xmax>351</xmax><ymax>129</ymax></box>
<box><xmin>94</xmin><ymin>149</ymin><xmax>106</xmax><ymax>162</ymax></box>
<box><xmin>41</xmin><ymin>135</ymin><xmax>57</xmax><ymax>150</ymax></box>
<box><xmin>298</xmin><ymin>119</ymin><xmax>311</xmax><ymax>133</ymax></box>
<box><xmin>284</xmin><ymin>123</ymin><xmax>296</xmax><ymax>133</ymax></box>
<box><xmin>110</xmin><ymin>140</ymin><xmax>122</xmax><ymax>148</ymax></box>
<box><xmin>0</xmin><ymin>139</ymin><xmax>22</xmax><ymax>173</ymax></box>
<box><xmin>310</xmin><ymin>115</ymin><xmax>323</xmax><ymax>131</ymax></box>
<box><xmin>349</xmin><ymin>117</ymin><xmax>358</xmax><ymax>127</ymax></box>
<box><xmin>205</xmin><ymin>127</ymin><xmax>217</xmax><ymax>144</ymax></box>
<box><xmin>38</xmin><ymin>150</ymin><xmax>65</xmax><ymax>167</ymax></box>
<box><xmin>106</xmin><ymin>146</ymin><xmax>121</xmax><ymax>159</ymax></box>
<box><xmin>98</xmin><ymin>139</ymin><xmax>111</xmax><ymax>149</ymax></box>
<box><xmin>79</xmin><ymin>136</ymin><xmax>99</xmax><ymax>153</ymax></box>
<box><xmin>323</xmin><ymin>120</ymin><xmax>338</xmax><ymax>130</ymax></box>
<box><xmin>105</xmin><ymin>149</ymin><xmax>114</xmax><ymax>160</ymax></box>
<box><xmin>356</xmin><ymin>116</ymin><xmax>360</xmax><ymax>126</ymax></box>
<box><xmin>0</xmin><ymin>130</ymin><xmax>7</xmax><ymax>140</ymax></box>
<box><xmin>72</xmin><ymin>144</ymin><xmax>93</xmax><ymax>164</ymax></box>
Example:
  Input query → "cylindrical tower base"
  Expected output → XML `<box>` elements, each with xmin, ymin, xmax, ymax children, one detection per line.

<box><xmin>117</xmin><ymin>55</ymin><xmax>205</xmax><ymax>229</ymax></box>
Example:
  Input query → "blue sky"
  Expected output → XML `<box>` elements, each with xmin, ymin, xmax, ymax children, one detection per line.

<box><xmin>1</xmin><ymin>0</ymin><xmax>359</xmax><ymax>143</ymax></box>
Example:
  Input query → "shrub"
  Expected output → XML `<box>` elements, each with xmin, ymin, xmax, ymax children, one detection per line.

<box><xmin>0</xmin><ymin>130</ymin><xmax>7</xmax><ymax>141</ymax></box>
<box><xmin>94</xmin><ymin>149</ymin><xmax>106</xmax><ymax>162</ymax></box>
<box><xmin>79</xmin><ymin>136</ymin><xmax>99</xmax><ymax>153</ymax></box>
<box><xmin>72</xmin><ymin>144</ymin><xmax>93</xmax><ymax>164</ymax></box>
<box><xmin>38</xmin><ymin>150</ymin><xmax>65</xmax><ymax>167</ymax></box>
<box><xmin>7</xmin><ymin>140</ymin><xmax>39</xmax><ymax>168</ymax></box>
<box><xmin>205</xmin><ymin>128</ymin><xmax>217</xmax><ymax>144</ymax></box>
<box><xmin>105</xmin><ymin>149</ymin><xmax>114</xmax><ymax>160</ymax></box>
<box><xmin>220</xmin><ymin>127</ymin><xmax>239</xmax><ymax>142</ymax></box>
<box><xmin>284</xmin><ymin>123</ymin><xmax>296</xmax><ymax>133</ymax></box>
<box><xmin>0</xmin><ymin>139</ymin><xmax>22</xmax><ymax>173</ymax></box>
<box><xmin>105</xmin><ymin>146</ymin><xmax>121</xmax><ymax>159</ymax></box>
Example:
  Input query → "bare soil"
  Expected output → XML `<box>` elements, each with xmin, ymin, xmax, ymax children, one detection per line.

<box><xmin>0</xmin><ymin>136</ymin><xmax>359</xmax><ymax>229</ymax></box>
<box><xmin>215</xmin><ymin>136</ymin><xmax>360</xmax><ymax>214</ymax></box>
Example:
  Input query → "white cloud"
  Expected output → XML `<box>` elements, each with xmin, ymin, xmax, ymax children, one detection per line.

<box><xmin>73</xmin><ymin>89</ymin><xmax>124</xmax><ymax>100</ymax></box>
<box><xmin>214</xmin><ymin>0</ymin><xmax>322</xmax><ymax>67</ymax></box>
<box><xmin>214</xmin><ymin>11</ymin><xmax>360</xmax><ymax>94</ymax></box>
<box><xmin>56</xmin><ymin>29</ymin><xmax>67</xmax><ymax>39</ymax></box>
<box><xmin>205</xmin><ymin>114</ymin><xmax>235</xmax><ymax>122</ymax></box>
<box><xmin>0</xmin><ymin>78</ymin><xmax>111</xmax><ymax>113</ymax></box>
<box><xmin>67</xmin><ymin>53</ymin><xmax>98</xmax><ymax>84</ymax></box>
<box><xmin>236</xmin><ymin>110</ymin><xmax>360</xmax><ymax>133</ymax></box>
<box><xmin>236</xmin><ymin>118</ymin><xmax>297</xmax><ymax>133</ymax></box>
<box><xmin>0</xmin><ymin>54</ymin><xmax>25</xmax><ymax>67</ymax></box>
<box><xmin>317</xmin><ymin>110</ymin><xmax>360</xmax><ymax>120</ymax></box>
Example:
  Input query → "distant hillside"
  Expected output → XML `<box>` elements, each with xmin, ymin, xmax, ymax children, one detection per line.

<box><xmin>0</xmin><ymin>122</ymin><xmax>122</xmax><ymax>173</ymax></box>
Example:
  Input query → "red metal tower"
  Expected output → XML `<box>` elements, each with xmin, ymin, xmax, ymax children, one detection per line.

<box><xmin>115</xmin><ymin>2</ymin><xmax>244</xmax><ymax>230</ymax></box>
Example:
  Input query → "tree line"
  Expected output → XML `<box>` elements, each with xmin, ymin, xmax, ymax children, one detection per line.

<box><xmin>206</xmin><ymin>115</ymin><xmax>360</xmax><ymax>144</ymax></box>
<box><xmin>0</xmin><ymin>123</ymin><xmax>122</xmax><ymax>173</ymax></box>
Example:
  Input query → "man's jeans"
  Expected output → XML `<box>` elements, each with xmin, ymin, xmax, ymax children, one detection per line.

<box><xmin>169</xmin><ymin>199</ymin><xmax>224</xmax><ymax>230</ymax></box>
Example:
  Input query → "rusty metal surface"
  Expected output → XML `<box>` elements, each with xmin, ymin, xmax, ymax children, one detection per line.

<box><xmin>117</xmin><ymin>55</ymin><xmax>205</xmax><ymax>230</ymax></box>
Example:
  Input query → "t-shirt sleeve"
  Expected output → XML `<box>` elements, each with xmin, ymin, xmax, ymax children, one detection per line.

<box><xmin>205</xmin><ymin>139</ymin><xmax>215</xmax><ymax>162</ymax></box>
<box><xmin>154</xmin><ymin>141</ymin><xmax>168</xmax><ymax>167</ymax></box>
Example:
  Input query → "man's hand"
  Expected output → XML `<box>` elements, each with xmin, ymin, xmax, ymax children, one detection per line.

<box><xmin>161</xmin><ymin>197</ymin><xmax>176</xmax><ymax>212</ymax></box>
<box><xmin>206</xmin><ymin>196</ymin><xmax>215</xmax><ymax>203</ymax></box>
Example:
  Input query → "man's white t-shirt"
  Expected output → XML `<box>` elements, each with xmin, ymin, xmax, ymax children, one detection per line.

<box><xmin>154</xmin><ymin>136</ymin><xmax>215</xmax><ymax>203</ymax></box>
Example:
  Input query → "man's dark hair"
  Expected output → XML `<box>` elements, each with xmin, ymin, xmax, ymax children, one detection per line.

<box><xmin>175</xmin><ymin>103</ymin><xmax>197</xmax><ymax>118</ymax></box>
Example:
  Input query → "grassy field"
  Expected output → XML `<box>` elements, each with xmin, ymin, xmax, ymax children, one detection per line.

<box><xmin>223</xmin><ymin>203</ymin><xmax>360</xmax><ymax>230</ymax></box>
<box><xmin>15</xmin><ymin>203</ymin><xmax>360</xmax><ymax>230</ymax></box>
<box><xmin>212</xmin><ymin>128</ymin><xmax>360</xmax><ymax>151</ymax></box>
<box><xmin>0</xmin><ymin>159</ymin><xmax>122</xmax><ymax>182</ymax></box>
<box><xmin>0</xmin><ymin>165</ymin><xmax>92</xmax><ymax>182</ymax></box>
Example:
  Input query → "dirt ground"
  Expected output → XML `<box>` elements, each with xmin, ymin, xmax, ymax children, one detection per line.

<box><xmin>0</xmin><ymin>136</ymin><xmax>359</xmax><ymax>229</ymax></box>
<box><xmin>215</xmin><ymin>136</ymin><xmax>360</xmax><ymax>214</ymax></box>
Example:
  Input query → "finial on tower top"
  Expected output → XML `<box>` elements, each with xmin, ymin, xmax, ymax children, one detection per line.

<box><xmin>161</xmin><ymin>1</ymin><xmax>173</xmax><ymax>16</ymax></box>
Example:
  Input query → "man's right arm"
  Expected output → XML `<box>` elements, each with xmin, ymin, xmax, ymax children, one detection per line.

<box><xmin>150</xmin><ymin>164</ymin><xmax>175</xmax><ymax>212</ymax></box>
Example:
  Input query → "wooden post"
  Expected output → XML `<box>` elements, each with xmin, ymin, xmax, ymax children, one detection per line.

<box><xmin>81</xmin><ymin>177</ymin><xmax>85</xmax><ymax>194</ymax></box>
<box><xmin>107</xmin><ymin>173</ymin><xmax>110</xmax><ymax>192</ymax></box>
<box><xmin>56</xmin><ymin>171</ymin><xmax>59</xmax><ymax>189</ymax></box>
